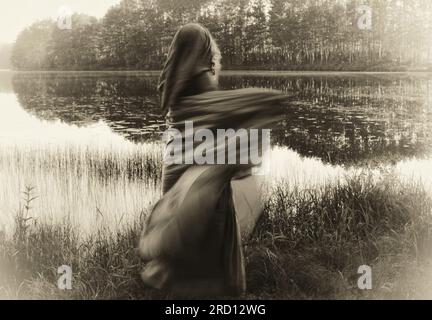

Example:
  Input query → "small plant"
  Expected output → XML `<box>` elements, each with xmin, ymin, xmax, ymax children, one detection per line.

<box><xmin>14</xmin><ymin>186</ymin><xmax>38</xmax><ymax>243</ymax></box>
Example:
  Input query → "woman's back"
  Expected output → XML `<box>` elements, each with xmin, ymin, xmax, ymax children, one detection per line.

<box><xmin>139</xmin><ymin>22</ymin><xmax>288</xmax><ymax>297</ymax></box>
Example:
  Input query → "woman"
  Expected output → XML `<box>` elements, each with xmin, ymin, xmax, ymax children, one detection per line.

<box><xmin>138</xmin><ymin>23</ymin><xmax>288</xmax><ymax>296</ymax></box>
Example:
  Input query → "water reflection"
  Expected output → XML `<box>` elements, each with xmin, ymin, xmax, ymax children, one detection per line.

<box><xmin>222</xmin><ymin>74</ymin><xmax>432</xmax><ymax>164</ymax></box>
<box><xmin>1</xmin><ymin>88</ymin><xmax>431</xmax><ymax>235</ymax></box>
<box><xmin>11</xmin><ymin>72</ymin><xmax>165</xmax><ymax>141</ymax></box>
<box><xmin>2</xmin><ymin>71</ymin><xmax>432</xmax><ymax>164</ymax></box>
<box><xmin>0</xmin><ymin>92</ymin><xmax>162</xmax><ymax>234</ymax></box>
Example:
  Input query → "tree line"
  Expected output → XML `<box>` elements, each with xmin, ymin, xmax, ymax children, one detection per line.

<box><xmin>10</xmin><ymin>0</ymin><xmax>432</xmax><ymax>71</ymax></box>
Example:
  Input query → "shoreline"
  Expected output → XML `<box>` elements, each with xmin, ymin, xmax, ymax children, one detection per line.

<box><xmin>1</xmin><ymin>69</ymin><xmax>432</xmax><ymax>76</ymax></box>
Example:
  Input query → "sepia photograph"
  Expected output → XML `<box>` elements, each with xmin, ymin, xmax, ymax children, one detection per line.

<box><xmin>0</xmin><ymin>0</ymin><xmax>431</xmax><ymax>306</ymax></box>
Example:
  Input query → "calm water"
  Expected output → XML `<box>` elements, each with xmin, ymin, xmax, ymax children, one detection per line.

<box><xmin>2</xmin><ymin>71</ymin><xmax>432</xmax><ymax>164</ymax></box>
<box><xmin>1</xmin><ymin>70</ymin><xmax>432</xmax><ymax>233</ymax></box>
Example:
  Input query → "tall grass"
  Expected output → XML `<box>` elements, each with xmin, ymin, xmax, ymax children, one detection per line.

<box><xmin>0</xmin><ymin>139</ymin><xmax>163</xmax><ymax>235</ymax></box>
<box><xmin>0</xmin><ymin>169</ymin><xmax>431</xmax><ymax>299</ymax></box>
<box><xmin>248</xmin><ymin>173</ymin><xmax>432</xmax><ymax>299</ymax></box>
<box><xmin>0</xmin><ymin>125</ymin><xmax>361</xmax><ymax>236</ymax></box>
<box><xmin>0</xmin><ymin>102</ymin><xmax>431</xmax><ymax>298</ymax></box>
<box><xmin>0</xmin><ymin>92</ymin><xmax>163</xmax><ymax>234</ymax></box>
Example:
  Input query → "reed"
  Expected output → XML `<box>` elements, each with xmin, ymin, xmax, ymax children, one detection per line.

<box><xmin>0</xmin><ymin>170</ymin><xmax>431</xmax><ymax>299</ymax></box>
<box><xmin>0</xmin><ymin>141</ymin><xmax>431</xmax><ymax>299</ymax></box>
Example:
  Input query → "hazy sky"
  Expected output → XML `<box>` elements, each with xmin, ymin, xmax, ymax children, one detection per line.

<box><xmin>0</xmin><ymin>0</ymin><xmax>121</xmax><ymax>44</ymax></box>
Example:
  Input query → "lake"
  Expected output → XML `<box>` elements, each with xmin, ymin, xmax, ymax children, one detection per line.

<box><xmin>1</xmin><ymin>71</ymin><xmax>432</xmax><ymax>233</ymax></box>
<box><xmin>3</xmin><ymin>71</ymin><xmax>432</xmax><ymax>164</ymax></box>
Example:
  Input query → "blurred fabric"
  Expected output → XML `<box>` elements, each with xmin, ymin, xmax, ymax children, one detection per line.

<box><xmin>139</xmin><ymin>88</ymin><xmax>287</xmax><ymax>296</ymax></box>
<box><xmin>139</xmin><ymin>23</ymin><xmax>288</xmax><ymax>296</ymax></box>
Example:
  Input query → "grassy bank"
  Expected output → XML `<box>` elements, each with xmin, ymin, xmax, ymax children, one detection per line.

<box><xmin>1</xmin><ymin>171</ymin><xmax>431</xmax><ymax>300</ymax></box>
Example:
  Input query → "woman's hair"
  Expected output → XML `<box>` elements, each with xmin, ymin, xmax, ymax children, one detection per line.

<box><xmin>158</xmin><ymin>23</ymin><xmax>222</xmax><ymax>114</ymax></box>
<box><xmin>209</xmin><ymin>32</ymin><xmax>222</xmax><ymax>76</ymax></box>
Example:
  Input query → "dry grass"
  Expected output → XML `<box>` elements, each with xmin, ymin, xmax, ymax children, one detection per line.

<box><xmin>246</xmin><ymin>173</ymin><xmax>432</xmax><ymax>299</ymax></box>
<box><xmin>1</xmin><ymin>170</ymin><xmax>431</xmax><ymax>299</ymax></box>
<box><xmin>0</xmin><ymin>136</ymin><xmax>431</xmax><ymax>299</ymax></box>
<box><xmin>0</xmin><ymin>140</ymin><xmax>163</xmax><ymax>235</ymax></box>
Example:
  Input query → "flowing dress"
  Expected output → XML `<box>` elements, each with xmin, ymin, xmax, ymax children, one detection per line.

<box><xmin>139</xmin><ymin>88</ymin><xmax>287</xmax><ymax>296</ymax></box>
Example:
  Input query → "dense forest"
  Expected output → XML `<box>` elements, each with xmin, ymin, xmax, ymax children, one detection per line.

<box><xmin>10</xmin><ymin>0</ymin><xmax>432</xmax><ymax>71</ymax></box>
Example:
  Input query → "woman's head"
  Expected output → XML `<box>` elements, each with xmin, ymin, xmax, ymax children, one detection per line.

<box><xmin>158</xmin><ymin>23</ymin><xmax>221</xmax><ymax>114</ymax></box>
